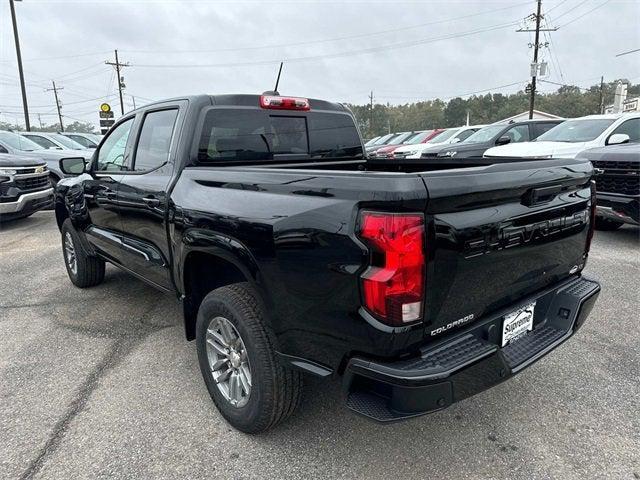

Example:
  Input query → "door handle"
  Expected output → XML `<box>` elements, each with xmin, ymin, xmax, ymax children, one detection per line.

<box><xmin>142</xmin><ymin>196</ymin><xmax>160</xmax><ymax>208</ymax></box>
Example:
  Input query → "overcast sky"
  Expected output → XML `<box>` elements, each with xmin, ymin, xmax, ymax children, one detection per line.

<box><xmin>1</xmin><ymin>0</ymin><xmax>638</xmax><ymax>128</ymax></box>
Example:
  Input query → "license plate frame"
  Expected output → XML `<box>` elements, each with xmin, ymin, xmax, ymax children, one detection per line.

<box><xmin>501</xmin><ymin>301</ymin><xmax>536</xmax><ymax>347</ymax></box>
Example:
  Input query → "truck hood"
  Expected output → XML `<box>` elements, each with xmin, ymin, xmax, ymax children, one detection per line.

<box><xmin>484</xmin><ymin>141</ymin><xmax>588</xmax><ymax>159</ymax></box>
<box><xmin>34</xmin><ymin>149</ymin><xmax>91</xmax><ymax>161</ymax></box>
<box><xmin>0</xmin><ymin>153</ymin><xmax>46</xmax><ymax>167</ymax></box>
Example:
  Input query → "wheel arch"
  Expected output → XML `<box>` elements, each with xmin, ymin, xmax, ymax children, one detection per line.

<box><xmin>181</xmin><ymin>248</ymin><xmax>270</xmax><ymax>341</ymax></box>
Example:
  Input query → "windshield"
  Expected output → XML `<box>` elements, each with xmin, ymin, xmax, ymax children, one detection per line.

<box><xmin>51</xmin><ymin>133</ymin><xmax>85</xmax><ymax>149</ymax></box>
<box><xmin>404</xmin><ymin>130</ymin><xmax>433</xmax><ymax>144</ymax></box>
<box><xmin>0</xmin><ymin>131</ymin><xmax>43</xmax><ymax>151</ymax></box>
<box><xmin>536</xmin><ymin>119</ymin><xmax>616</xmax><ymax>142</ymax></box>
<box><xmin>389</xmin><ymin>132</ymin><xmax>413</xmax><ymax>144</ymax></box>
<box><xmin>372</xmin><ymin>134</ymin><xmax>394</xmax><ymax>145</ymax></box>
<box><xmin>365</xmin><ymin>136</ymin><xmax>380</xmax><ymax>146</ymax></box>
<box><xmin>428</xmin><ymin>128</ymin><xmax>459</xmax><ymax>143</ymax></box>
<box><xmin>464</xmin><ymin>125</ymin><xmax>506</xmax><ymax>143</ymax></box>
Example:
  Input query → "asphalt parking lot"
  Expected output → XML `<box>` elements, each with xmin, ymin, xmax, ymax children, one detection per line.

<box><xmin>1</xmin><ymin>211</ymin><xmax>638</xmax><ymax>480</ymax></box>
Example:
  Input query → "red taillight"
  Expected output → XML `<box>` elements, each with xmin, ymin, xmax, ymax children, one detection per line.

<box><xmin>585</xmin><ymin>180</ymin><xmax>597</xmax><ymax>254</ymax></box>
<box><xmin>358</xmin><ymin>212</ymin><xmax>425</xmax><ymax>326</ymax></box>
<box><xmin>259</xmin><ymin>95</ymin><xmax>310</xmax><ymax>111</ymax></box>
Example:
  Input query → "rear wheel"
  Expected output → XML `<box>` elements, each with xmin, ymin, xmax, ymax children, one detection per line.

<box><xmin>196</xmin><ymin>283</ymin><xmax>303</xmax><ymax>433</ymax></box>
<box><xmin>61</xmin><ymin>219</ymin><xmax>105</xmax><ymax>287</ymax></box>
<box><xmin>595</xmin><ymin>216</ymin><xmax>624</xmax><ymax>231</ymax></box>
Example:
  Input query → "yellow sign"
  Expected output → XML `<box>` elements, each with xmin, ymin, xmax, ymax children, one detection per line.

<box><xmin>100</xmin><ymin>103</ymin><xmax>111</xmax><ymax>113</ymax></box>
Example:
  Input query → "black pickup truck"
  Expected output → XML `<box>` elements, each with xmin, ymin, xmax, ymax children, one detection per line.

<box><xmin>54</xmin><ymin>94</ymin><xmax>601</xmax><ymax>433</ymax></box>
<box><xmin>577</xmin><ymin>143</ymin><xmax>640</xmax><ymax>230</ymax></box>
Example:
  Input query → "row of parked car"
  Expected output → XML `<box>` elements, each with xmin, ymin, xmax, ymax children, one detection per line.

<box><xmin>366</xmin><ymin>112</ymin><xmax>640</xmax><ymax>230</ymax></box>
<box><xmin>0</xmin><ymin>130</ymin><xmax>102</xmax><ymax>222</ymax></box>
<box><xmin>366</xmin><ymin>112</ymin><xmax>639</xmax><ymax>161</ymax></box>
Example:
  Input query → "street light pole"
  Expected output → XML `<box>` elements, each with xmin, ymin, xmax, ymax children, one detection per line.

<box><xmin>9</xmin><ymin>0</ymin><xmax>31</xmax><ymax>131</ymax></box>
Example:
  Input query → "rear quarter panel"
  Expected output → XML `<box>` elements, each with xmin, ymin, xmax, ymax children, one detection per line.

<box><xmin>171</xmin><ymin>167</ymin><xmax>428</xmax><ymax>370</ymax></box>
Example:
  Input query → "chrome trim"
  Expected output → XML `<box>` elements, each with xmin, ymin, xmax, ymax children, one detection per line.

<box><xmin>0</xmin><ymin>187</ymin><xmax>53</xmax><ymax>214</ymax></box>
<box><xmin>13</xmin><ymin>172</ymin><xmax>50</xmax><ymax>179</ymax></box>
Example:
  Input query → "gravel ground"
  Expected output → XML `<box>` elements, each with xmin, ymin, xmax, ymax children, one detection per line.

<box><xmin>1</xmin><ymin>211</ymin><xmax>638</xmax><ymax>480</ymax></box>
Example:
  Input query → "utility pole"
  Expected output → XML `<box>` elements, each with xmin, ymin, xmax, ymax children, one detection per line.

<box><xmin>37</xmin><ymin>113</ymin><xmax>43</xmax><ymax>129</ymax></box>
<box><xmin>46</xmin><ymin>81</ymin><xmax>64</xmax><ymax>132</ymax></box>
<box><xmin>106</xmin><ymin>50</ymin><xmax>129</xmax><ymax>115</ymax></box>
<box><xmin>517</xmin><ymin>0</ymin><xmax>556</xmax><ymax>119</ymax></box>
<box><xmin>131</xmin><ymin>95</ymin><xmax>136</xmax><ymax>110</ymax></box>
<box><xmin>599</xmin><ymin>76</ymin><xmax>605</xmax><ymax>114</ymax></box>
<box><xmin>9</xmin><ymin>0</ymin><xmax>30</xmax><ymax>131</ymax></box>
<box><xmin>368</xmin><ymin>91</ymin><xmax>374</xmax><ymax>136</ymax></box>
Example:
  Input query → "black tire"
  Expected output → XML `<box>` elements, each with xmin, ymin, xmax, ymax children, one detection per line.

<box><xmin>196</xmin><ymin>283</ymin><xmax>303</xmax><ymax>433</ymax></box>
<box><xmin>595</xmin><ymin>216</ymin><xmax>624</xmax><ymax>231</ymax></box>
<box><xmin>61</xmin><ymin>219</ymin><xmax>105</xmax><ymax>288</ymax></box>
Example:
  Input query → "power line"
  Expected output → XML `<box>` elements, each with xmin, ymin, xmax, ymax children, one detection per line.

<box><xmin>551</xmin><ymin>0</ymin><xmax>591</xmax><ymax>21</ymax></box>
<box><xmin>132</xmin><ymin>21</ymin><xmax>520</xmax><ymax>69</ymax></box>
<box><xmin>374</xmin><ymin>81</ymin><xmax>529</xmax><ymax>101</ymax></box>
<box><xmin>557</xmin><ymin>0</ymin><xmax>613</xmax><ymax>27</ymax></box>
<box><xmin>545</xmin><ymin>0</ymin><xmax>571</xmax><ymax>13</ymax></box>
<box><xmin>122</xmin><ymin>2</ymin><xmax>530</xmax><ymax>56</ymax></box>
<box><xmin>615</xmin><ymin>48</ymin><xmax>640</xmax><ymax>58</ymax></box>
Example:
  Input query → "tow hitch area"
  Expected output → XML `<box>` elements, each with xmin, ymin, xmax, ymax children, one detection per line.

<box><xmin>343</xmin><ymin>276</ymin><xmax>600</xmax><ymax>422</ymax></box>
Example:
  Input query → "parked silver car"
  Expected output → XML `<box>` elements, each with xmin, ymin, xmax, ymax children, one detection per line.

<box><xmin>0</xmin><ymin>131</ymin><xmax>90</xmax><ymax>185</ymax></box>
<box><xmin>21</xmin><ymin>132</ymin><xmax>89</xmax><ymax>151</ymax></box>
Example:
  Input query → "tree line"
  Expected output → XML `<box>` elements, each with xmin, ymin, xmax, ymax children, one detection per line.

<box><xmin>0</xmin><ymin>120</ymin><xmax>97</xmax><ymax>133</ymax></box>
<box><xmin>348</xmin><ymin>79</ymin><xmax>639</xmax><ymax>138</ymax></box>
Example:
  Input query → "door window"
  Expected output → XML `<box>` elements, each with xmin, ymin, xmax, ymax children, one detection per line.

<box><xmin>96</xmin><ymin>118</ymin><xmax>134</xmax><ymax>171</ymax></box>
<box><xmin>26</xmin><ymin>135</ymin><xmax>58</xmax><ymax>149</ymax></box>
<box><xmin>610</xmin><ymin>118</ymin><xmax>640</xmax><ymax>143</ymax></box>
<box><xmin>133</xmin><ymin>109</ymin><xmax>179</xmax><ymax>172</ymax></box>
<box><xmin>455</xmin><ymin>129</ymin><xmax>477</xmax><ymax>142</ymax></box>
<box><xmin>531</xmin><ymin>122</ymin><xmax>559</xmax><ymax>139</ymax></box>
<box><xmin>68</xmin><ymin>135</ymin><xmax>94</xmax><ymax>148</ymax></box>
<box><xmin>503</xmin><ymin>125</ymin><xmax>530</xmax><ymax>143</ymax></box>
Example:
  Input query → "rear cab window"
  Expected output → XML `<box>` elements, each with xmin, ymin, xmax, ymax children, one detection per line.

<box><xmin>197</xmin><ymin>108</ymin><xmax>363</xmax><ymax>164</ymax></box>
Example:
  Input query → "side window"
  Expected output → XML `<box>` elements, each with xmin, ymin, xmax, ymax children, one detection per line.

<box><xmin>27</xmin><ymin>135</ymin><xmax>57</xmax><ymax>149</ymax></box>
<box><xmin>69</xmin><ymin>135</ymin><xmax>91</xmax><ymax>148</ymax></box>
<box><xmin>455</xmin><ymin>129</ymin><xmax>476</xmax><ymax>142</ymax></box>
<box><xmin>133</xmin><ymin>109</ymin><xmax>179</xmax><ymax>172</ymax></box>
<box><xmin>96</xmin><ymin>118</ymin><xmax>134</xmax><ymax>171</ymax></box>
<box><xmin>531</xmin><ymin>122</ymin><xmax>558</xmax><ymax>139</ymax></box>
<box><xmin>610</xmin><ymin>118</ymin><xmax>640</xmax><ymax>143</ymax></box>
<box><xmin>503</xmin><ymin>125</ymin><xmax>530</xmax><ymax>143</ymax></box>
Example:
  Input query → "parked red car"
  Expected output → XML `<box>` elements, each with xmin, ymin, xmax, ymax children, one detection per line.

<box><xmin>371</xmin><ymin>129</ymin><xmax>444</xmax><ymax>159</ymax></box>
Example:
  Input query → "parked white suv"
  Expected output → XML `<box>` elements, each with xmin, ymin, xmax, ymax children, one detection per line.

<box><xmin>483</xmin><ymin>113</ymin><xmax>640</xmax><ymax>159</ymax></box>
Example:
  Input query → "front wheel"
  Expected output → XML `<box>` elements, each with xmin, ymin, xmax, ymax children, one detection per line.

<box><xmin>594</xmin><ymin>216</ymin><xmax>624</xmax><ymax>231</ymax></box>
<box><xmin>196</xmin><ymin>283</ymin><xmax>303</xmax><ymax>433</ymax></box>
<box><xmin>61</xmin><ymin>219</ymin><xmax>105</xmax><ymax>287</ymax></box>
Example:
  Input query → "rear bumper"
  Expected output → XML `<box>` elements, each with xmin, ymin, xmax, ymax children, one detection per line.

<box><xmin>0</xmin><ymin>188</ymin><xmax>54</xmax><ymax>218</ymax></box>
<box><xmin>343</xmin><ymin>275</ymin><xmax>600</xmax><ymax>422</ymax></box>
<box><xmin>596</xmin><ymin>193</ymin><xmax>640</xmax><ymax>225</ymax></box>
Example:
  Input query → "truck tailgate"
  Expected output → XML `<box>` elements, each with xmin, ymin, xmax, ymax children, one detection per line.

<box><xmin>420</xmin><ymin>159</ymin><xmax>594</xmax><ymax>337</ymax></box>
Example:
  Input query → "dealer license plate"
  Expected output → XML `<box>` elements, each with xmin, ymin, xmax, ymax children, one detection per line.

<box><xmin>501</xmin><ymin>302</ymin><xmax>535</xmax><ymax>347</ymax></box>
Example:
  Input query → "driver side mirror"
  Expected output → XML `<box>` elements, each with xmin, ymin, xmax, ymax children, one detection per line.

<box><xmin>59</xmin><ymin>157</ymin><xmax>86</xmax><ymax>175</ymax></box>
<box><xmin>607</xmin><ymin>133</ymin><xmax>630</xmax><ymax>146</ymax></box>
<box><xmin>496</xmin><ymin>135</ymin><xmax>511</xmax><ymax>146</ymax></box>
<box><xmin>450</xmin><ymin>138</ymin><xmax>461</xmax><ymax>144</ymax></box>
